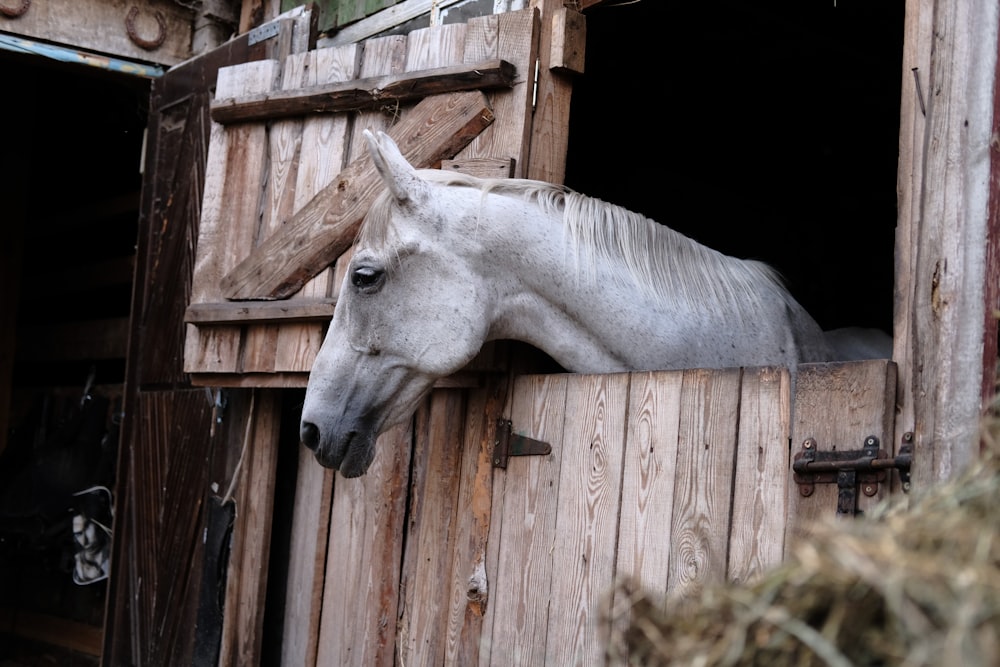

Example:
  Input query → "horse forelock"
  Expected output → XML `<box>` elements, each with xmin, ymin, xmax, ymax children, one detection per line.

<box><xmin>356</xmin><ymin>171</ymin><xmax>791</xmax><ymax>318</ymax></box>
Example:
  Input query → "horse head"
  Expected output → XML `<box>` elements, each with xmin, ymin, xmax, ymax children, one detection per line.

<box><xmin>299</xmin><ymin>130</ymin><xmax>493</xmax><ymax>476</ymax></box>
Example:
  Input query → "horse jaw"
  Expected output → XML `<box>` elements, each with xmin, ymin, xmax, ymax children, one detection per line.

<box><xmin>300</xmin><ymin>350</ymin><xmax>437</xmax><ymax>476</ymax></box>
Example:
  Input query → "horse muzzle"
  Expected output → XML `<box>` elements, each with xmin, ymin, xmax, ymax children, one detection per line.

<box><xmin>299</xmin><ymin>420</ymin><xmax>376</xmax><ymax>477</ymax></box>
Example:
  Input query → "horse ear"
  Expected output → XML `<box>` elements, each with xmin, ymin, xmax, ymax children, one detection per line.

<box><xmin>363</xmin><ymin>129</ymin><xmax>429</xmax><ymax>206</ymax></box>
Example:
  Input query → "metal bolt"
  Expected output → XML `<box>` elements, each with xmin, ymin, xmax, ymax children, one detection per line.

<box><xmin>803</xmin><ymin>438</ymin><xmax>814</xmax><ymax>449</ymax></box>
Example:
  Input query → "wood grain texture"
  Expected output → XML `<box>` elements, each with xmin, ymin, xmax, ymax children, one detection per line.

<box><xmin>315</xmin><ymin>423</ymin><xmax>411</xmax><ymax>667</ymax></box>
<box><xmin>483</xmin><ymin>374</ymin><xmax>568</xmax><ymax>666</ymax></box>
<box><xmin>210</xmin><ymin>59</ymin><xmax>515</xmax><ymax>122</ymax></box>
<box><xmin>666</xmin><ymin>368</ymin><xmax>742</xmax><ymax>600</ymax></box>
<box><xmin>219</xmin><ymin>89</ymin><xmax>495</xmax><ymax>300</ymax></box>
<box><xmin>219</xmin><ymin>391</ymin><xmax>282</xmax><ymax>667</ymax></box>
<box><xmin>786</xmin><ymin>360</ymin><xmax>897</xmax><ymax>547</ymax></box>
<box><xmin>398</xmin><ymin>389</ymin><xmax>467</xmax><ymax>666</ymax></box>
<box><xmin>615</xmin><ymin>371</ymin><xmax>683</xmax><ymax>596</ymax></box>
<box><xmin>460</xmin><ymin>9</ymin><xmax>538</xmax><ymax>178</ymax></box>
<box><xmin>544</xmin><ymin>372</ymin><xmax>629</xmax><ymax>664</ymax></box>
<box><xmin>183</xmin><ymin>59</ymin><xmax>277</xmax><ymax>374</ymax></box>
<box><xmin>728</xmin><ymin>366</ymin><xmax>790</xmax><ymax>584</ymax></box>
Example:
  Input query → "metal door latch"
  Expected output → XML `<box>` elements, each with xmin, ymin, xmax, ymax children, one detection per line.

<box><xmin>493</xmin><ymin>419</ymin><xmax>551</xmax><ymax>468</ymax></box>
<box><xmin>793</xmin><ymin>434</ymin><xmax>913</xmax><ymax>516</ymax></box>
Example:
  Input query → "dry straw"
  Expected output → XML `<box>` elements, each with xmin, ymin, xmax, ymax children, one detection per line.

<box><xmin>603</xmin><ymin>392</ymin><xmax>1000</xmax><ymax>666</ymax></box>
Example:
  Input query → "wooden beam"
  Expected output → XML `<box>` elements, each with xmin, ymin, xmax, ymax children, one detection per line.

<box><xmin>220</xmin><ymin>89</ymin><xmax>495</xmax><ymax>300</ymax></box>
<box><xmin>211</xmin><ymin>59</ymin><xmax>515</xmax><ymax>124</ymax></box>
<box><xmin>185</xmin><ymin>298</ymin><xmax>336</xmax><ymax>324</ymax></box>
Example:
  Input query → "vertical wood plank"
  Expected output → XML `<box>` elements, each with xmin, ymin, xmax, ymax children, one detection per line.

<box><xmin>219</xmin><ymin>390</ymin><xmax>282</xmax><ymax>667</ymax></box>
<box><xmin>461</xmin><ymin>9</ymin><xmax>539</xmax><ymax>178</ymax></box>
<box><xmin>615</xmin><ymin>371</ymin><xmax>683</xmax><ymax>595</ymax></box>
<box><xmin>482</xmin><ymin>374</ymin><xmax>568</xmax><ymax>667</ymax></box>
<box><xmin>524</xmin><ymin>0</ymin><xmax>577</xmax><ymax>184</ymax></box>
<box><xmin>444</xmin><ymin>373</ymin><xmax>509</xmax><ymax>664</ymax></box>
<box><xmin>544</xmin><ymin>372</ymin><xmax>629</xmax><ymax>665</ymax></box>
<box><xmin>315</xmin><ymin>33</ymin><xmax>410</xmax><ymax>667</ymax></box>
<box><xmin>397</xmin><ymin>389</ymin><xmax>467</xmax><ymax>666</ymax></box>
<box><xmin>786</xmin><ymin>360</ymin><xmax>897</xmax><ymax>548</ymax></box>
<box><xmin>273</xmin><ymin>44</ymin><xmax>362</xmax><ymax>373</ymax></box>
<box><xmin>279</xmin><ymin>45</ymin><xmax>361</xmax><ymax>667</ymax></box>
<box><xmin>184</xmin><ymin>60</ymin><xmax>276</xmax><ymax>374</ymax></box>
<box><xmin>666</xmin><ymin>368</ymin><xmax>742</xmax><ymax>599</ymax></box>
<box><xmin>315</xmin><ymin>422</ymin><xmax>411</xmax><ymax>667</ymax></box>
<box><xmin>728</xmin><ymin>366</ymin><xmax>791</xmax><ymax>584</ymax></box>
<box><xmin>240</xmin><ymin>54</ymin><xmax>308</xmax><ymax>373</ymax></box>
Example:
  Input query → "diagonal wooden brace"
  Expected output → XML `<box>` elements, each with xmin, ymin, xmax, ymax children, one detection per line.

<box><xmin>220</xmin><ymin>90</ymin><xmax>495</xmax><ymax>300</ymax></box>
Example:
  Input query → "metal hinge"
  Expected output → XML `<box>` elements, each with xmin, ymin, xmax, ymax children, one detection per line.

<box><xmin>793</xmin><ymin>434</ymin><xmax>913</xmax><ymax>516</ymax></box>
<box><xmin>493</xmin><ymin>418</ymin><xmax>551</xmax><ymax>468</ymax></box>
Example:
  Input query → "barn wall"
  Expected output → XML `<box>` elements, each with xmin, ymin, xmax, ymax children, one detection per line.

<box><xmin>895</xmin><ymin>0</ymin><xmax>1000</xmax><ymax>484</ymax></box>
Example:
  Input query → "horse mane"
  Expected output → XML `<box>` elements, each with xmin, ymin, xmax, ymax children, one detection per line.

<box><xmin>358</xmin><ymin>169</ymin><xmax>791</xmax><ymax>314</ymax></box>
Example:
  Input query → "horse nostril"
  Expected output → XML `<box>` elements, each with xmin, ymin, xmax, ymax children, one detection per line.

<box><xmin>300</xmin><ymin>421</ymin><xmax>320</xmax><ymax>451</ymax></box>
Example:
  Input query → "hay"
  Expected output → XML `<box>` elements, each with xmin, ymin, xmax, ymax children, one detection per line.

<box><xmin>603</xmin><ymin>396</ymin><xmax>1000</xmax><ymax>666</ymax></box>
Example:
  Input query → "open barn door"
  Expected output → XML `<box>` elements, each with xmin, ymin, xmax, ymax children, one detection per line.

<box><xmin>101</xmin><ymin>9</ymin><xmax>315</xmax><ymax>666</ymax></box>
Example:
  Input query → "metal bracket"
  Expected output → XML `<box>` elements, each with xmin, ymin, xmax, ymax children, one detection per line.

<box><xmin>793</xmin><ymin>434</ymin><xmax>913</xmax><ymax>516</ymax></box>
<box><xmin>493</xmin><ymin>419</ymin><xmax>551</xmax><ymax>469</ymax></box>
<box><xmin>248</xmin><ymin>21</ymin><xmax>280</xmax><ymax>46</ymax></box>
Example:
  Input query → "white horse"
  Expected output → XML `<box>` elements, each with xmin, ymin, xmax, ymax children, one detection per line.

<box><xmin>300</xmin><ymin>130</ymin><xmax>842</xmax><ymax>477</ymax></box>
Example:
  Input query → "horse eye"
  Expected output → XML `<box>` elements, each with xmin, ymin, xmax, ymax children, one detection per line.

<box><xmin>351</xmin><ymin>266</ymin><xmax>384</xmax><ymax>291</ymax></box>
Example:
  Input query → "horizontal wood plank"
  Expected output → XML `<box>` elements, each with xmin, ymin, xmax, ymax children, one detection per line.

<box><xmin>184</xmin><ymin>298</ymin><xmax>336</xmax><ymax>324</ymax></box>
<box><xmin>211</xmin><ymin>59</ymin><xmax>515</xmax><ymax>123</ymax></box>
<box><xmin>220</xmin><ymin>90</ymin><xmax>495</xmax><ymax>300</ymax></box>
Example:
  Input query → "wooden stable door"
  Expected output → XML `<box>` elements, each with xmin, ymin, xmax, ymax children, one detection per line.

<box><xmin>310</xmin><ymin>359</ymin><xmax>896</xmax><ymax>665</ymax></box>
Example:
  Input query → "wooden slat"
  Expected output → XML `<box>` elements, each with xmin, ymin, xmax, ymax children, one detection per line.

<box><xmin>315</xmin><ymin>424</ymin><xmax>411</xmax><ymax>666</ymax></box>
<box><xmin>728</xmin><ymin>366</ymin><xmax>791</xmax><ymax>584</ymax></box>
<box><xmin>219</xmin><ymin>391</ymin><xmax>282</xmax><ymax>667</ymax></box>
<box><xmin>184</xmin><ymin>299</ymin><xmax>336</xmax><ymax>324</ymax></box>
<box><xmin>544</xmin><ymin>372</ymin><xmax>629</xmax><ymax>663</ymax></box>
<box><xmin>459</xmin><ymin>9</ymin><xmax>538</xmax><ymax>178</ymax></box>
<box><xmin>220</xmin><ymin>89</ymin><xmax>495</xmax><ymax>300</ymax></box>
<box><xmin>666</xmin><ymin>368</ymin><xmax>742</xmax><ymax>599</ymax></box>
<box><xmin>786</xmin><ymin>360</ymin><xmax>897</xmax><ymax>546</ymax></box>
<box><xmin>314</xmin><ymin>34</ymin><xmax>412</xmax><ymax>667</ymax></box>
<box><xmin>397</xmin><ymin>389</ymin><xmax>467</xmax><ymax>663</ymax></box>
<box><xmin>210</xmin><ymin>59</ymin><xmax>515</xmax><ymax>123</ymax></box>
<box><xmin>183</xmin><ymin>59</ymin><xmax>277</xmax><ymax>374</ymax></box>
<box><xmin>443</xmin><ymin>374</ymin><xmax>509</xmax><ymax>665</ymax></box>
<box><xmin>615</xmin><ymin>370</ymin><xmax>683</xmax><ymax>597</ymax></box>
<box><xmin>483</xmin><ymin>374</ymin><xmax>567</xmax><ymax>665</ymax></box>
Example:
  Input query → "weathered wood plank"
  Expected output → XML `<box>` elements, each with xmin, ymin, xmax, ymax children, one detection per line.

<box><xmin>273</xmin><ymin>44</ymin><xmax>362</xmax><ymax>374</ymax></box>
<box><xmin>786</xmin><ymin>360</ymin><xmax>897</xmax><ymax>547</ymax></box>
<box><xmin>280</xmin><ymin>446</ymin><xmax>334</xmax><ymax>667</ymax></box>
<box><xmin>314</xmin><ymin>36</ymin><xmax>413</xmax><ymax>659</ymax></box>
<box><xmin>667</xmin><ymin>368</ymin><xmax>742</xmax><ymax>599</ymax></box>
<box><xmin>460</xmin><ymin>9</ymin><xmax>538</xmax><ymax>178</ymax></box>
<box><xmin>218</xmin><ymin>390</ymin><xmax>282</xmax><ymax>667</ymax></box>
<box><xmin>0</xmin><ymin>0</ymin><xmax>193</xmax><ymax>65</ymax></box>
<box><xmin>544</xmin><ymin>372</ymin><xmax>629</xmax><ymax>664</ymax></box>
<box><xmin>210</xmin><ymin>59</ymin><xmax>515</xmax><ymax>123</ymax></box>
<box><xmin>728</xmin><ymin>366</ymin><xmax>790</xmax><ymax>584</ymax></box>
<box><xmin>220</xmin><ymin>89</ymin><xmax>495</xmax><ymax>300</ymax></box>
<box><xmin>398</xmin><ymin>389</ymin><xmax>467</xmax><ymax>664</ymax></box>
<box><xmin>524</xmin><ymin>0</ymin><xmax>577</xmax><ymax>184</ymax></box>
<box><xmin>315</xmin><ymin>423</ymin><xmax>411</xmax><ymax>667</ymax></box>
<box><xmin>615</xmin><ymin>371</ymin><xmax>683</xmax><ymax>597</ymax></box>
<box><xmin>184</xmin><ymin>299</ymin><xmax>336</xmax><ymax>324</ymax></box>
<box><xmin>444</xmin><ymin>373</ymin><xmax>509</xmax><ymax>665</ymax></box>
<box><xmin>483</xmin><ymin>374</ymin><xmax>568</xmax><ymax>666</ymax></box>
<box><xmin>183</xmin><ymin>59</ymin><xmax>277</xmax><ymax>374</ymax></box>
